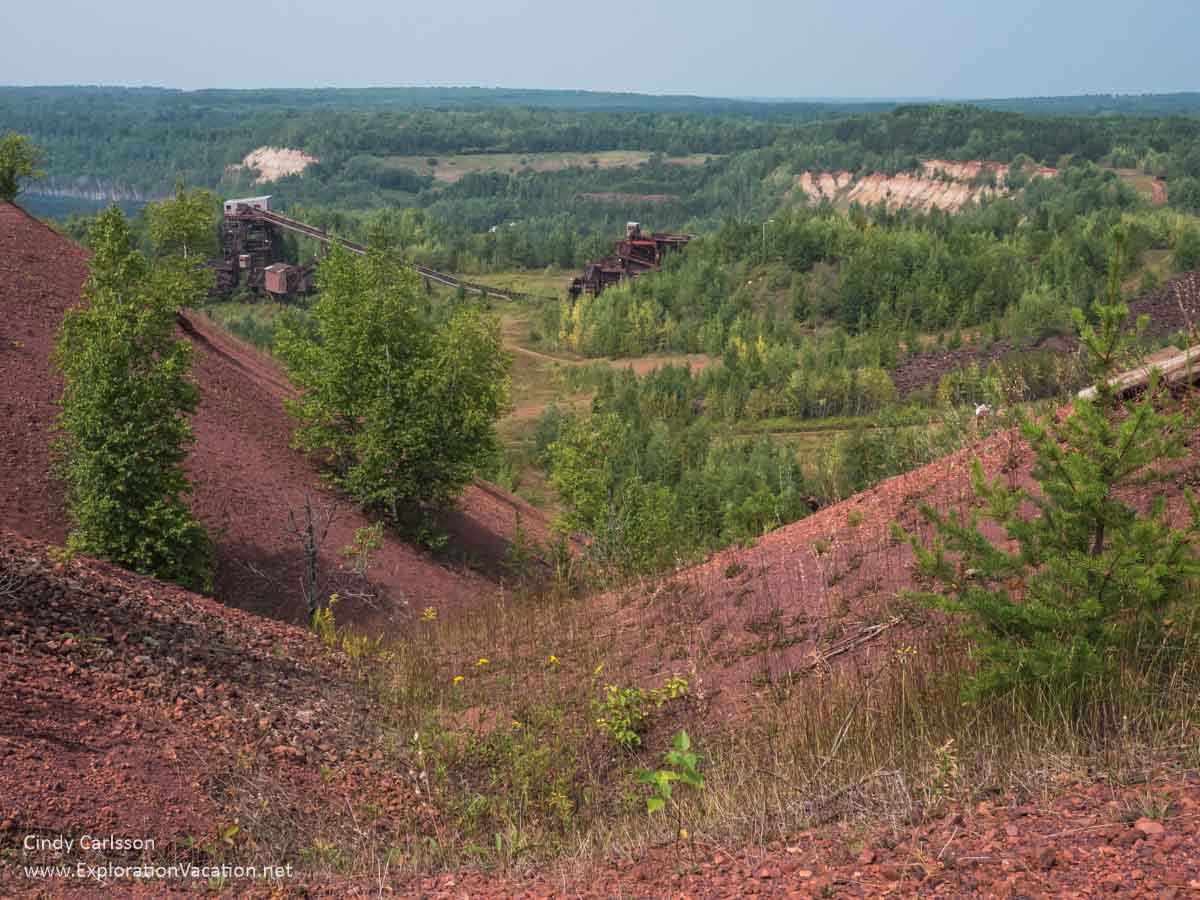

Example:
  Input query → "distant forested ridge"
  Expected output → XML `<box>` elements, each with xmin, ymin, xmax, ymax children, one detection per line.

<box><xmin>0</xmin><ymin>85</ymin><xmax>877</xmax><ymax>200</ymax></box>
<box><xmin>6</xmin><ymin>86</ymin><xmax>1198</xmax><ymax>204</ymax></box>
<box><xmin>11</xmin><ymin>88</ymin><xmax>1200</xmax><ymax>272</ymax></box>
<box><xmin>976</xmin><ymin>92</ymin><xmax>1200</xmax><ymax>118</ymax></box>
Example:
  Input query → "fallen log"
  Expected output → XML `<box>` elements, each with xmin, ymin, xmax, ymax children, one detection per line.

<box><xmin>1077</xmin><ymin>344</ymin><xmax>1200</xmax><ymax>401</ymax></box>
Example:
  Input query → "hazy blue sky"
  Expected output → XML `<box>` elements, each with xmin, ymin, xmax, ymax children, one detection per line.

<box><xmin>3</xmin><ymin>0</ymin><xmax>1195</xmax><ymax>98</ymax></box>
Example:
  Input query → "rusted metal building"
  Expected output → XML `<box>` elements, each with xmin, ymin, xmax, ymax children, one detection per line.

<box><xmin>568</xmin><ymin>222</ymin><xmax>693</xmax><ymax>299</ymax></box>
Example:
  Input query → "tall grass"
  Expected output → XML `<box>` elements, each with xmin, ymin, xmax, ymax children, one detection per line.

<box><xmin>200</xmin><ymin>302</ymin><xmax>295</xmax><ymax>353</ymax></box>
<box><xmin>216</xmin><ymin>570</ymin><xmax>1200</xmax><ymax>881</ymax></box>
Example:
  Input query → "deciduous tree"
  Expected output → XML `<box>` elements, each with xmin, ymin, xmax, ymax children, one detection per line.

<box><xmin>0</xmin><ymin>132</ymin><xmax>43</xmax><ymax>202</ymax></box>
<box><xmin>55</xmin><ymin>206</ymin><xmax>212</xmax><ymax>589</ymax></box>
<box><xmin>276</xmin><ymin>245</ymin><xmax>510</xmax><ymax>518</ymax></box>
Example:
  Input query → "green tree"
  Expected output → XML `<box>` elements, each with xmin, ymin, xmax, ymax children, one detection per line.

<box><xmin>548</xmin><ymin>413</ymin><xmax>625</xmax><ymax>537</ymax></box>
<box><xmin>1169</xmin><ymin>177</ymin><xmax>1200</xmax><ymax>215</ymax></box>
<box><xmin>898</xmin><ymin>240</ymin><xmax>1200</xmax><ymax>701</ymax></box>
<box><xmin>145</xmin><ymin>183</ymin><xmax>219</xmax><ymax>308</ymax></box>
<box><xmin>147</xmin><ymin>181</ymin><xmax>219</xmax><ymax>262</ymax></box>
<box><xmin>548</xmin><ymin>413</ymin><xmax>677</xmax><ymax>574</ymax></box>
<box><xmin>276</xmin><ymin>244</ymin><xmax>510</xmax><ymax>517</ymax></box>
<box><xmin>54</xmin><ymin>206</ymin><xmax>212</xmax><ymax>589</ymax></box>
<box><xmin>0</xmin><ymin>132</ymin><xmax>44</xmax><ymax>202</ymax></box>
<box><xmin>1174</xmin><ymin>225</ymin><xmax>1200</xmax><ymax>273</ymax></box>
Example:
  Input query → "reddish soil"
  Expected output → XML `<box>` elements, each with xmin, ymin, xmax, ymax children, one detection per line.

<box><xmin>0</xmin><ymin>531</ymin><xmax>429</xmax><ymax>897</ymax></box>
<box><xmin>6</xmin><ymin>199</ymin><xmax>1200</xmax><ymax>895</ymax></box>
<box><xmin>587</xmin><ymin>427</ymin><xmax>1025</xmax><ymax>717</ymax></box>
<box><xmin>890</xmin><ymin>270</ymin><xmax>1200</xmax><ymax>396</ymax></box>
<box><xmin>585</xmin><ymin>391</ymin><xmax>1200</xmax><ymax>720</ymax></box>
<box><xmin>0</xmin><ymin>202</ymin><xmax>557</xmax><ymax>627</ymax></box>
<box><xmin>0</xmin><ymin>204</ymin><xmax>84</xmax><ymax>543</ymax></box>
<box><xmin>398</xmin><ymin>776</ymin><xmax>1200</xmax><ymax>897</ymax></box>
<box><xmin>6</xmin><ymin>527</ymin><xmax>1198</xmax><ymax>897</ymax></box>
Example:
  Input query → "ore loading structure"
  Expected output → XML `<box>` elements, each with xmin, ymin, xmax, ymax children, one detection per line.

<box><xmin>568</xmin><ymin>221</ymin><xmax>693</xmax><ymax>299</ymax></box>
<box><xmin>214</xmin><ymin>196</ymin><xmax>529</xmax><ymax>301</ymax></box>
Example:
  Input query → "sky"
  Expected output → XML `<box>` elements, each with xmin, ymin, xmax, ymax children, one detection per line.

<box><xmin>3</xmin><ymin>0</ymin><xmax>1196</xmax><ymax>99</ymax></box>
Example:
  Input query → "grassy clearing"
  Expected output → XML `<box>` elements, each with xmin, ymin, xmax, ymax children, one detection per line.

<box><xmin>472</xmin><ymin>268</ymin><xmax>574</xmax><ymax>300</ymax></box>
<box><xmin>1107</xmin><ymin>167</ymin><xmax>1167</xmax><ymax>206</ymax></box>
<box><xmin>199</xmin><ymin>301</ymin><xmax>296</xmax><ymax>353</ymax></box>
<box><xmin>381</xmin><ymin>151</ymin><xmax>716</xmax><ymax>184</ymax></box>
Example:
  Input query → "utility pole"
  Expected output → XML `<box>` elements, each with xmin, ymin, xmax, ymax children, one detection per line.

<box><xmin>762</xmin><ymin>219</ymin><xmax>774</xmax><ymax>259</ymax></box>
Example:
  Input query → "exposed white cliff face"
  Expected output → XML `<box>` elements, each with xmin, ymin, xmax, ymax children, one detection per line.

<box><xmin>228</xmin><ymin>147</ymin><xmax>318</xmax><ymax>185</ymax></box>
<box><xmin>794</xmin><ymin>159</ymin><xmax>1057</xmax><ymax>213</ymax></box>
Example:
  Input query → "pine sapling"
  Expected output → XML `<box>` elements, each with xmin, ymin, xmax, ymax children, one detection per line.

<box><xmin>896</xmin><ymin>232</ymin><xmax>1200</xmax><ymax>702</ymax></box>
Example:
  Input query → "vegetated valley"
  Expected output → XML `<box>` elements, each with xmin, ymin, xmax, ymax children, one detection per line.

<box><xmin>4</xmin><ymin>88</ymin><xmax>1200</xmax><ymax>896</ymax></box>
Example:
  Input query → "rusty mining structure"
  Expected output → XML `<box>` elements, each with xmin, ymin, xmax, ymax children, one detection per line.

<box><xmin>567</xmin><ymin>222</ymin><xmax>693</xmax><ymax>299</ymax></box>
<box><xmin>215</xmin><ymin>199</ymin><xmax>693</xmax><ymax>304</ymax></box>
<box><xmin>213</xmin><ymin>196</ymin><xmax>529</xmax><ymax>302</ymax></box>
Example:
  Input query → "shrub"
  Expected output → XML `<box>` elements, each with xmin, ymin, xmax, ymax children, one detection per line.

<box><xmin>1175</xmin><ymin>225</ymin><xmax>1200</xmax><ymax>272</ymax></box>
<box><xmin>592</xmin><ymin>675</ymin><xmax>688</xmax><ymax>749</ymax></box>
<box><xmin>1005</xmin><ymin>284</ymin><xmax>1074</xmax><ymax>348</ymax></box>
<box><xmin>637</xmin><ymin>729</ymin><xmax>705</xmax><ymax>825</ymax></box>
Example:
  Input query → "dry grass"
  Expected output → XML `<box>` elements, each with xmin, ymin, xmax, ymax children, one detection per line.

<box><xmin>214</xmin><ymin>564</ymin><xmax>1200</xmax><ymax>882</ymax></box>
<box><xmin>472</xmin><ymin>268</ymin><xmax>575</xmax><ymax>299</ymax></box>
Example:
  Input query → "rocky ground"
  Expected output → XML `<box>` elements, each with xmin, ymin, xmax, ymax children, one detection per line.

<box><xmin>5</xmin><ymin>525</ymin><xmax>1197</xmax><ymax>896</ymax></box>
<box><xmin>0</xmin><ymin>530</ymin><xmax>428</xmax><ymax>897</ymax></box>
<box><xmin>405</xmin><ymin>778</ymin><xmax>1200</xmax><ymax>897</ymax></box>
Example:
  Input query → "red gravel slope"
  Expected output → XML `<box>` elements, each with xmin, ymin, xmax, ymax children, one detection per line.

<box><xmin>399</xmin><ymin>776</ymin><xmax>1200</xmax><ymax>897</ymax></box>
<box><xmin>0</xmin><ymin>202</ymin><xmax>555</xmax><ymax>625</ymax></box>
<box><xmin>583</xmin><ymin>427</ymin><xmax>1021</xmax><ymax>718</ymax></box>
<box><xmin>0</xmin><ymin>204</ymin><xmax>82</xmax><ymax>542</ymax></box>
<box><xmin>0</xmin><ymin>531</ymin><xmax>432</xmax><ymax>898</ymax></box>
<box><xmin>589</xmin><ymin>404</ymin><xmax>1200</xmax><ymax>719</ymax></box>
<box><xmin>6</xmin><ymin>528</ymin><xmax>1199</xmax><ymax>898</ymax></box>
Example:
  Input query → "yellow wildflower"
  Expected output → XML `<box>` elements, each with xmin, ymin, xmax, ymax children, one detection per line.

<box><xmin>548</xmin><ymin>655</ymin><xmax>559</xmax><ymax>666</ymax></box>
<box><xmin>453</xmin><ymin>675</ymin><xmax>464</xmax><ymax>685</ymax></box>
<box><xmin>476</xmin><ymin>657</ymin><xmax>490</xmax><ymax>667</ymax></box>
<box><xmin>421</xmin><ymin>607</ymin><xmax>437</xmax><ymax>621</ymax></box>
<box><xmin>593</xmin><ymin>663</ymin><xmax>604</xmax><ymax>676</ymax></box>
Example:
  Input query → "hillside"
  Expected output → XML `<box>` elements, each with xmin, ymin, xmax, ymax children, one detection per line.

<box><xmin>581</xmin><ymin>426</ymin><xmax>1019</xmax><ymax>715</ymax></box>
<box><xmin>0</xmin><ymin>202</ymin><xmax>554</xmax><ymax>626</ymax></box>
<box><xmin>794</xmin><ymin>159</ymin><xmax>1057</xmax><ymax>213</ymax></box>
<box><xmin>890</xmin><ymin>269</ymin><xmax>1200</xmax><ymax>396</ymax></box>
<box><xmin>581</xmin><ymin>379</ymin><xmax>1200</xmax><ymax>718</ymax></box>
<box><xmin>6</xmin><ymin>200</ymin><xmax>1200</xmax><ymax>895</ymax></box>
<box><xmin>0</xmin><ymin>530</ymin><xmax>431</xmax><ymax>897</ymax></box>
<box><xmin>7</xmin><ymin>529</ymin><xmax>1198</xmax><ymax>897</ymax></box>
